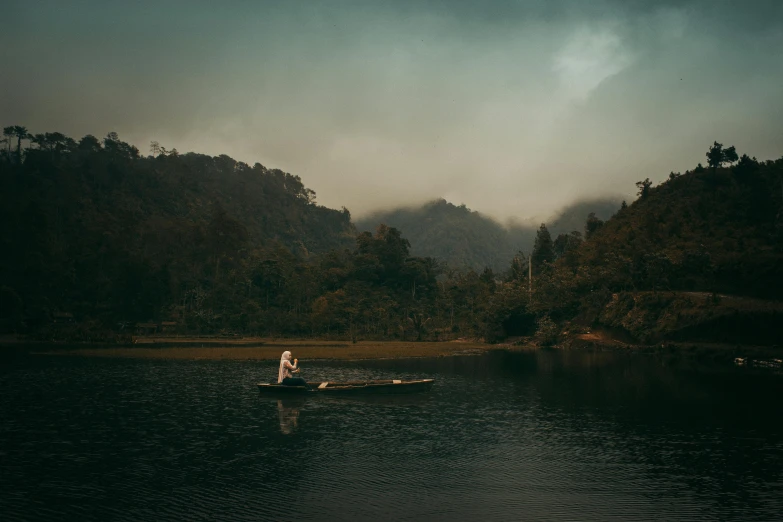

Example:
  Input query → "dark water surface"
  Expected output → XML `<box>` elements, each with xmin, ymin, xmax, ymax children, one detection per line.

<box><xmin>2</xmin><ymin>349</ymin><xmax>782</xmax><ymax>521</ymax></box>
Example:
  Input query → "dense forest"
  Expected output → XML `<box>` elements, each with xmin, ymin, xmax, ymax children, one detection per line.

<box><xmin>522</xmin><ymin>145</ymin><xmax>783</xmax><ymax>345</ymax></box>
<box><xmin>355</xmin><ymin>197</ymin><xmax>619</xmax><ymax>272</ymax></box>
<box><xmin>0</xmin><ymin>127</ymin><xmax>355</xmax><ymax>338</ymax></box>
<box><xmin>1</xmin><ymin>127</ymin><xmax>781</xmax><ymax>346</ymax></box>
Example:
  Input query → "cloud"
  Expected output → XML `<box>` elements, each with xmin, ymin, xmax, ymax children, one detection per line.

<box><xmin>553</xmin><ymin>25</ymin><xmax>635</xmax><ymax>102</ymax></box>
<box><xmin>1</xmin><ymin>0</ymin><xmax>781</xmax><ymax>222</ymax></box>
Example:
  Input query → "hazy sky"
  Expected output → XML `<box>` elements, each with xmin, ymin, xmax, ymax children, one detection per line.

<box><xmin>3</xmin><ymin>0</ymin><xmax>782</xmax><ymax>222</ymax></box>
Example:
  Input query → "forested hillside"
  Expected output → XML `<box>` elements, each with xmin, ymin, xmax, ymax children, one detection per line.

<box><xmin>1</xmin><ymin>129</ymin><xmax>780</xmax><ymax>347</ymax></box>
<box><xmin>521</xmin><ymin>145</ymin><xmax>783</xmax><ymax>344</ymax></box>
<box><xmin>355</xmin><ymin>197</ymin><xmax>620</xmax><ymax>272</ymax></box>
<box><xmin>0</xmin><ymin>128</ymin><xmax>354</xmax><ymax>334</ymax></box>
<box><xmin>356</xmin><ymin>199</ymin><xmax>524</xmax><ymax>272</ymax></box>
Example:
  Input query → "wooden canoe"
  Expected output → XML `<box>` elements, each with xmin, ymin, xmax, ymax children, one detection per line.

<box><xmin>257</xmin><ymin>378</ymin><xmax>435</xmax><ymax>395</ymax></box>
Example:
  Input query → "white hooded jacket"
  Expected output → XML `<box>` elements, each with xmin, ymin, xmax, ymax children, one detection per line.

<box><xmin>277</xmin><ymin>351</ymin><xmax>297</xmax><ymax>383</ymax></box>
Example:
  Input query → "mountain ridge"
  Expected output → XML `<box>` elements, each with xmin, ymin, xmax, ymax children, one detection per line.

<box><xmin>355</xmin><ymin>197</ymin><xmax>622</xmax><ymax>272</ymax></box>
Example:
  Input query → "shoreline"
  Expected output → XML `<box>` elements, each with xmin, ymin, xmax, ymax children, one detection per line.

<box><xmin>23</xmin><ymin>339</ymin><xmax>495</xmax><ymax>361</ymax></box>
<box><xmin>0</xmin><ymin>335</ymin><xmax>272</xmax><ymax>348</ymax></box>
<box><xmin>557</xmin><ymin>333</ymin><xmax>782</xmax><ymax>365</ymax></box>
<box><xmin>3</xmin><ymin>335</ymin><xmax>778</xmax><ymax>364</ymax></box>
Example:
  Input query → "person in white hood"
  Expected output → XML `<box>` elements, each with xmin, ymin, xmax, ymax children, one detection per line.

<box><xmin>278</xmin><ymin>351</ymin><xmax>309</xmax><ymax>388</ymax></box>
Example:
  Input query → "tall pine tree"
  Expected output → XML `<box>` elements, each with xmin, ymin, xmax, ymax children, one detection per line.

<box><xmin>532</xmin><ymin>223</ymin><xmax>554</xmax><ymax>272</ymax></box>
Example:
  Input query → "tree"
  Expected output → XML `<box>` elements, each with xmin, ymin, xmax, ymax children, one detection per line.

<box><xmin>534</xmin><ymin>315</ymin><xmax>559</xmax><ymax>346</ymax></box>
<box><xmin>733</xmin><ymin>154</ymin><xmax>759</xmax><ymax>176</ymax></box>
<box><xmin>407</xmin><ymin>310</ymin><xmax>431</xmax><ymax>341</ymax></box>
<box><xmin>2</xmin><ymin>127</ymin><xmax>12</xmax><ymax>156</ymax></box>
<box><xmin>104</xmin><ymin>132</ymin><xmax>139</xmax><ymax>159</ymax></box>
<box><xmin>356</xmin><ymin>224</ymin><xmax>411</xmax><ymax>282</ymax></box>
<box><xmin>150</xmin><ymin>141</ymin><xmax>161</xmax><ymax>158</ymax></box>
<box><xmin>553</xmin><ymin>231</ymin><xmax>582</xmax><ymax>259</ymax></box>
<box><xmin>402</xmin><ymin>256</ymin><xmax>441</xmax><ymax>303</ymax></box>
<box><xmin>31</xmin><ymin>132</ymin><xmax>76</xmax><ymax>158</ymax></box>
<box><xmin>531</xmin><ymin>223</ymin><xmax>554</xmax><ymax>270</ymax></box>
<box><xmin>508</xmin><ymin>252</ymin><xmax>528</xmax><ymax>282</ymax></box>
<box><xmin>585</xmin><ymin>212</ymin><xmax>605</xmax><ymax>238</ymax></box>
<box><xmin>723</xmin><ymin>145</ymin><xmax>738</xmax><ymax>166</ymax></box>
<box><xmin>706</xmin><ymin>141</ymin><xmax>738</xmax><ymax>172</ymax></box>
<box><xmin>11</xmin><ymin>126</ymin><xmax>29</xmax><ymax>162</ymax></box>
<box><xmin>636</xmin><ymin>178</ymin><xmax>652</xmax><ymax>199</ymax></box>
<box><xmin>78</xmin><ymin>135</ymin><xmax>102</xmax><ymax>152</ymax></box>
<box><xmin>2</xmin><ymin>126</ymin><xmax>30</xmax><ymax>163</ymax></box>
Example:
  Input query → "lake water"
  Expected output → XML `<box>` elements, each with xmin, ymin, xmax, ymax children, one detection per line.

<box><xmin>1</xmin><ymin>348</ymin><xmax>782</xmax><ymax>521</ymax></box>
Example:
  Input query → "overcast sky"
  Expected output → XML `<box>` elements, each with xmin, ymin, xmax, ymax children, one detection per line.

<box><xmin>3</xmin><ymin>0</ymin><xmax>782</xmax><ymax>222</ymax></box>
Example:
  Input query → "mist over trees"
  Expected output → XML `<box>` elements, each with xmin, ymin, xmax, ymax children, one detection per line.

<box><xmin>355</xmin><ymin>197</ymin><xmax>619</xmax><ymax>273</ymax></box>
<box><xmin>1</xmin><ymin>130</ymin><xmax>781</xmax><ymax>345</ymax></box>
<box><xmin>355</xmin><ymin>199</ymin><xmax>527</xmax><ymax>273</ymax></box>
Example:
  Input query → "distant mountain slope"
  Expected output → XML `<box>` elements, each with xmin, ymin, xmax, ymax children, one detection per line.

<box><xmin>355</xmin><ymin>197</ymin><xmax>621</xmax><ymax>272</ymax></box>
<box><xmin>548</xmin><ymin>198</ymin><xmax>625</xmax><ymax>235</ymax></box>
<box><xmin>356</xmin><ymin>199</ymin><xmax>521</xmax><ymax>272</ymax></box>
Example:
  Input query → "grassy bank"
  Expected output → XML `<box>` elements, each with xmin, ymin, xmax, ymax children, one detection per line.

<box><xmin>33</xmin><ymin>339</ymin><xmax>491</xmax><ymax>361</ymax></box>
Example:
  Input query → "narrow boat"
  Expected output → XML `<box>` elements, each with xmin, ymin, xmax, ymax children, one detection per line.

<box><xmin>257</xmin><ymin>378</ymin><xmax>435</xmax><ymax>395</ymax></box>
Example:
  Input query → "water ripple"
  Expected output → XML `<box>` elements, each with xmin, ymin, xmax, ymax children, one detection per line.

<box><xmin>1</xmin><ymin>351</ymin><xmax>782</xmax><ymax>521</ymax></box>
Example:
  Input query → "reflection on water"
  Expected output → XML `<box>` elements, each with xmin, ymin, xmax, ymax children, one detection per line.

<box><xmin>1</xmin><ymin>348</ymin><xmax>782</xmax><ymax>521</ymax></box>
<box><xmin>276</xmin><ymin>399</ymin><xmax>302</xmax><ymax>435</ymax></box>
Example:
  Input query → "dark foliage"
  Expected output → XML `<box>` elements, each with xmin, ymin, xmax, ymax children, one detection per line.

<box><xmin>2</xmin><ymin>131</ymin><xmax>780</xmax><ymax>345</ymax></box>
<box><xmin>0</xmin><ymin>130</ymin><xmax>354</xmax><ymax>334</ymax></box>
<box><xmin>528</xmin><ymin>144</ymin><xmax>783</xmax><ymax>330</ymax></box>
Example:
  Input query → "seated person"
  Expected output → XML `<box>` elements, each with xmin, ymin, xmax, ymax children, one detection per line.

<box><xmin>277</xmin><ymin>351</ymin><xmax>309</xmax><ymax>388</ymax></box>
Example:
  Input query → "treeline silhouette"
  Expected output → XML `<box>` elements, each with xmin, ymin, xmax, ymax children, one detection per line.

<box><xmin>1</xmin><ymin>128</ymin><xmax>781</xmax><ymax>344</ymax></box>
